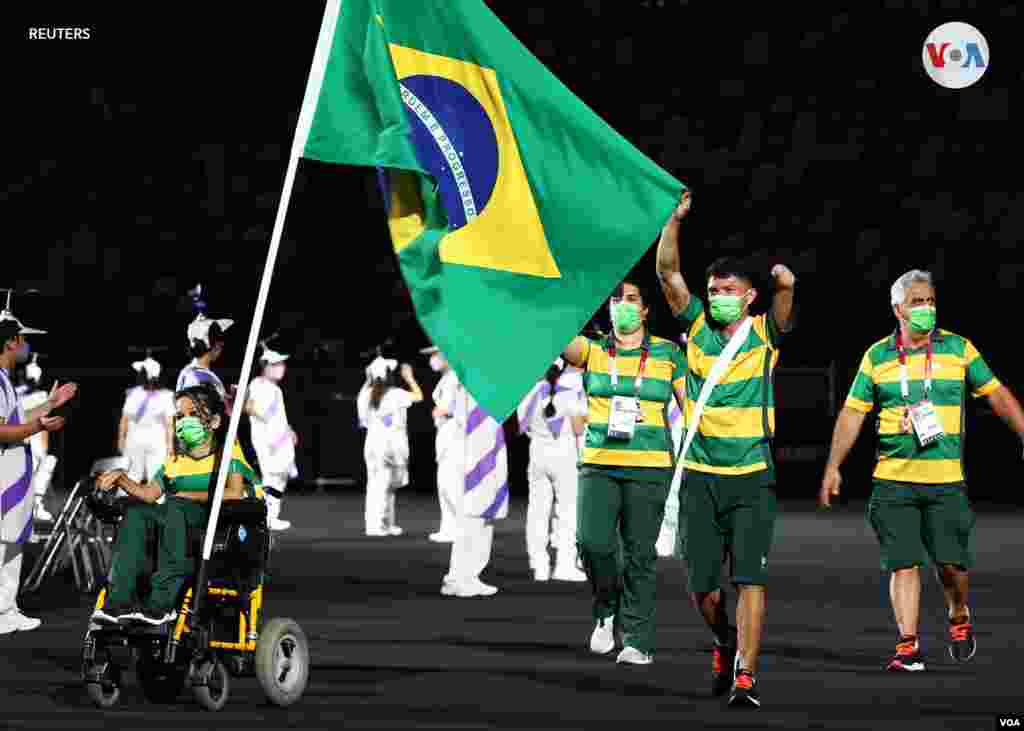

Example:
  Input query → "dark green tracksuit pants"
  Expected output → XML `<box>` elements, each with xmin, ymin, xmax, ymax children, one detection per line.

<box><xmin>577</xmin><ymin>466</ymin><xmax>671</xmax><ymax>655</ymax></box>
<box><xmin>107</xmin><ymin>498</ymin><xmax>207</xmax><ymax>611</ymax></box>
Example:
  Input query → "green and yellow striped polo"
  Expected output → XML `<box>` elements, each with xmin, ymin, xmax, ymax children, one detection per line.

<box><xmin>154</xmin><ymin>442</ymin><xmax>261</xmax><ymax>496</ymax></box>
<box><xmin>581</xmin><ymin>334</ymin><xmax>686</xmax><ymax>468</ymax></box>
<box><xmin>678</xmin><ymin>297</ymin><xmax>781</xmax><ymax>477</ymax></box>
<box><xmin>844</xmin><ymin>329</ymin><xmax>1000</xmax><ymax>484</ymax></box>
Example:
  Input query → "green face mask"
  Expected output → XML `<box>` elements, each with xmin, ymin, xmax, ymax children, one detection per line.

<box><xmin>709</xmin><ymin>294</ymin><xmax>745</xmax><ymax>325</ymax></box>
<box><xmin>908</xmin><ymin>305</ymin><xmax>936</xmax><ymax>333</ymax></box>
<box><xmin>175</xmin><ymin>416</ymin><xmax>210</xmax><ymax>451</ymax></box>
<box><xmin>610</xmin><ymin>301</ymin><xmax>643</xmax><ymax>334</ymax></box>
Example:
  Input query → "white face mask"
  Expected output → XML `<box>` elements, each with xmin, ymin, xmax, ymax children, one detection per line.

<box><xmin>429</xmin><ymin>354</ymin><xmax>445</xmax><ymax>372</ymax></box>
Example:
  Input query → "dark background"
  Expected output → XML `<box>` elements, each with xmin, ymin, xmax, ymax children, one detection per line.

<box><xmin>3</xmin><ymin>1</ymin><xmax>1020</xmax><ymax>503</ymax></box>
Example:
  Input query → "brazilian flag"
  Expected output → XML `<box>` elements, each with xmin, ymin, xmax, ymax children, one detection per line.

<box><xmin>301</xmin><ymin>0</ymin><xmax>685</xmax><ymax>421</ymax></box>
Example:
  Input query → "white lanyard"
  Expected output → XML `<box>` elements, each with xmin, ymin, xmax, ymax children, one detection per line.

<box><xmin>608</xmin><ymin>336</ymin><xmax>650</xmax><ymax>397</ymax></box>
<box><xmin>896</xmin><ymin>332</ymin><xmax>933</xmax><ymax>402</ymax></box>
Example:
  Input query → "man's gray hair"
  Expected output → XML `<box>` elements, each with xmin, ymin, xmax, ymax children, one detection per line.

<box><xmin>891</xmin><ymin>269</ymin><xmax>934</xmax><ymax>306</ymax></box>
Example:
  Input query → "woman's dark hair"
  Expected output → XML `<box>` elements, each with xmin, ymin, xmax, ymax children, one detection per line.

<box><xmin>543</xmin><ymin>362</ymin><xmax>565</xmax><ymax>418</ymax></box>
<box><xmin>173</xmin><ymin>383</ymin><xmax>226</xmax><ymax>452</ymax></box>
<box><xmin>136</xmin><ymin>370</ymin><xmax>160</xmax><ymax>390</ymax></box>
<box><xmin>369</xmin><ymin>367</ymin><xmax>401</xmax><ymax>411</ymax></box>
<box><xmin>187</xmin><ymin>322</ymin><xmax>226</xmax><ymax>359</ymax></box>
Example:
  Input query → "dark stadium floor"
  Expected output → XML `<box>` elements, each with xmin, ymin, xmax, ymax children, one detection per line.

<box><xmin>3</xmin><ymin>489</ymin><xmax>1020</xmax><ymax>731</ymax></box>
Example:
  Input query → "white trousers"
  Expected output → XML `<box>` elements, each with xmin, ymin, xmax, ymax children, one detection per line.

<box><xmin>263</xmin><ymin>472</ymin><xmax>289</xmax><ymax>524</ymax></box>
<box><xmin>31</xmin><ymin>455</ymin><xmax>56</xmax><ymax>498</ymax></box>
<box><xmin>435</xmin><ymin>449</ymin><xmax>462</xmax><ymax>536</ymax></box>
<box><xmin>0</xmin><ymin>542</ymin><xmax>23</xmax><ymax>615</ymax></box>
<box><xmin>364</xmin><ymin>457</ymin><xmax>404</xmax><ymax>532</ymax></box>
<box><xmin>526</xmin><ymin>443</ymin><xmax>579</xmax><ymax>569</ymax></box>
<box><xmin>446</xmin><ymin>514</ymin><xmax>494</xmax><ymax>585</ymax></box>
<box><xmin>125</xmin><ymin>437</ymin><xmax>166</xmax><ymax>484</ymax></box>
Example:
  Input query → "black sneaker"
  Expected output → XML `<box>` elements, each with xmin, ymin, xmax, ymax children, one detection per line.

<box><xmin>948</xmin><ymin>620</ymin><xmax>976</xmax><ymax>663</ymax></box>
<box><xmin>132</xmin><ymin>607</ymin><xmax>177</xmax><ymax>626</ymax></box>
<box><xmin>728</xmin><ymin>669</ymin><xmax>761</xmax><ymax>708</ymax></box>
<box><xmin>886</xmin><ymin>638</ymin><xmax>925</xmax><ymax>672</ymax></box>
<box><xmin>92</xmin><ymin>600</ymin><xmax>140</xmax><ymax>625</ymax></box>
<box><xmin>711</xmin><ymin>628</ymin><xmax>738</xmax><ymax>697</ymax></box>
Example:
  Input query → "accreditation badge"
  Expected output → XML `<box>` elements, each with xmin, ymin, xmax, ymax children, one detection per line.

<box><xmin>607</xmin><ymin>396</ymin><xmax>641</xmax><ymax>440</ymax></box>
<box><xmin>908</xmin><ymin>400</ymin><xmax>944</xmax><ymax>447</ymax></box>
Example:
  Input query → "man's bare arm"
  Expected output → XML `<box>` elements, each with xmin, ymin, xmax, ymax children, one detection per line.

<box><xmin>655</xmin><ymin>191</ymin><xmax>692</xmax><ymax>318</ymax></box>
<box><xmin>819</xmin><ymin>407</ymin><xmax>868</xmax><ymax>507</ymax></box>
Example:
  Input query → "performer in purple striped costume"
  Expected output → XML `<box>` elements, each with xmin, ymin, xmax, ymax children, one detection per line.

<box><xmin>441</xmin><ymin>380</ymin><xmax>509</xmax><ymax>598</ymax></box>
<box><xmin>177</xmin><ymin>312</ymin><xmax>234</xmax><ymax>407</ymax></box>
<box><xmin>516</xmin><ymin>358</ymin><xmax>588</xmax><ymax>582</ymax></box>
<box><xmin>0</xmin><ymin>301</ymin><xmax>77</xmax><ymax>634</ymax></box>
<box><xmin>246</xmin><ymin>347</ymin><xmax>299</xmax><ymax>531</ymax></box>
<box><xmin>118</xmin><ymin>356</ymin><xmax>175</xmax><ymax>484</ymax></box>
<box><xmin>15</xmin><ymin>355</ymin><xmax>56</xmax><ymax>522</ymax></box>
<box><xmin>422</xmin><ymin>346</ymin><xmax>461</xmax><ymax>543</ymax></box>
<box><xmin>356</xmin><ymin>357</ymin><xmax>424</xmax><ymax>536</ymax></box>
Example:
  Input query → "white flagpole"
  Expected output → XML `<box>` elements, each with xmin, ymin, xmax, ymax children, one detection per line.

<box><xmin>199</xmin><ymin>0</ymin><xmax>343</xmax><ymax>565</ymax></box>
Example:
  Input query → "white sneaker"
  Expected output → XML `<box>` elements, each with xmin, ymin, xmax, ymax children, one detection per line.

<box><xmin>269</xmin><ymin>518</ymin><xmax>291</xmax><ymax>531</ymax></box>
<box><xmin>365</xmin><ymin>528</ymin><xmax>388</xmax><ymax>537</ymax></box>
<box><xmin>452</xmin><ymin>579</ymin><xmax>499</xmax><ymax>598</ymax></box>
<box><xmin>388</xmin><ymin>526</ymin><xmax>404</xmax><ymax>536</ymax></box>
<box><xmin>590</xmin><ymin>616</ymin><xmax>615</xmax><ymax>655</ymax></box>
<box><xmin>440</xmin><ymin>581</ymin><xmax>458</xmax><ymax>596</ymax></box>
<box><xmin>429</xmin><ymin>531</ymin><xmax>455</xmax><ymax>543</ymax></box>
<box><xmin>616</xmin><ymin>646</ymin><xmax>653</xmax><ymax>665</ymax></box>
<box><xmin>532</xmin><ymin>563</ymin><xmax>551</xmax><ymax>582</ymax></box>
<box><xmin>552</xmin><ymin>564</ymin><xmax>587</xmax><ymax>582</ymax></box>
<box><xmin>34</xmin><ymin>499</ymin><xmax>54</xmax><ymax>522</ymax></box>
<box><xmin>0</xmin><ymin>611</ymin><xmax>42</xmax><ymax>634</ymax></box>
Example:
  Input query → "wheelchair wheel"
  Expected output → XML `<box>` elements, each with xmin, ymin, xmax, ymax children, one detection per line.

<box><xmin>191</xmin><ymin>657</ymin><xmax>230</xmax><ymax>711</ymax></box>
<box><xmin>137</xmin><ymin>656</ymin><xmax>187</xmax><ymax>704</ymax></box>
<box><xmin>255</xmin><ymin>617</ymin><xmax>309</xmax><ymax>707</ymax></box>
<box><xmin>85</xmin><ymin>660</ymin><xmax>122</xmax><ymax>709</ymax></box>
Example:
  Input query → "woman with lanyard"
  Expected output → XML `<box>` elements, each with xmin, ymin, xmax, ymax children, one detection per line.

<box><xmin>562</xmin><ymin>278</ymin><xmax>687</xmax><ymax>665</ymax></box>
<box><xmin>0</xmin><ymin>300</ymin><xmax>77</xmax><ymax>634</ymax></box>
<box><xmin>356</xmin><ymin>356</ymin><xmax>423</xmax><ymax>536</ymax></box>
<box><xmin>118</xmin><ymin>355</ymin><xmax>175</xmax><ymax>484</ymax></box>
<box><xmin>515</xmin><ymin>357</ymin><xmax>588</xmax><ymax>582</ymax></box>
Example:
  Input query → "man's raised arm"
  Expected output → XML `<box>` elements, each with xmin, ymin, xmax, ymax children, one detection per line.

<box><xmin>655</xmin><ymin>191</ymin><xmax>692</xmax><ymax>318</ymax></box>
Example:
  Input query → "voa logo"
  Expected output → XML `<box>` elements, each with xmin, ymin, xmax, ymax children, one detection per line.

<box><xmin>998</xmin><ymin>717</ymin><xmax>1021</xmax><ymax>728</ymax></box>
<box><xmin>922</xmin><ymin>22</ymin><xmax>989</xmax><ymax>89</ymax></box>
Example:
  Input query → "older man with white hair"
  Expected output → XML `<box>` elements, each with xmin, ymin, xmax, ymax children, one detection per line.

<box><xmin>821</xmin><ymin>269</ymin><xmax>1024</xmax><ymax>672</ymax></box>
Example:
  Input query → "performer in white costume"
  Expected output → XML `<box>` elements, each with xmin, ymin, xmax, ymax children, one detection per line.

<box><xmin>441</xmin><ymin>383</ymin><xmax>510</xmax><ymax>598</ymax></box>
<box><xmin>118</xmin><ymin>356</ymin><xmax>175</xmax><ymax>484</ymax></box>
<box><xmin>245</xmin><ymin>347</ymin><xmax>298</xmax><ymax>531</ymax></box>
<box><xmin>357</xmin><ymin>357</ymin><xmax>423</xmax><ymax>536</ymax></box>
<box><xmin>15</xmin><ymin>355</ymin><xmax>56</xmax><ymax>522</ymax></box>
<box><xmin>0</xmin><ymin>296</ymin><xmax>77</xmax><ymax>634</ymax></box>
<box><xmin>516</xmin><ymin>358</ymin><xmax>588</xmax><ymax>582</ymax></box>
<box><xmin>177</xmin><ymin>312</ymin><xmax>234</xmax><ymax>405</ymax></box>
<box><xmin>422</xmin><ymin>346</ymin><xmax>460</xmax><ymax>543</ymax></box>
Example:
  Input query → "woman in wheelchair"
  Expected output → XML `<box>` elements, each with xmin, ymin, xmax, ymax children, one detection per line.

<box><xmin>92</xmin><ymin>383</ymin><xmax>260</xmax><ymax>626</ymax></box>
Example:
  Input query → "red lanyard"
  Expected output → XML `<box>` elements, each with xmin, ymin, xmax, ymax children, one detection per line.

<box><xmin>608</xmin><ymin>336</ymin><xmax>650</xmax><ymax>399</ymax></box>
<box><xmin>895</xmin><ymin>331</ymin><xmax>933</xmax><ymax>402</ymax></box>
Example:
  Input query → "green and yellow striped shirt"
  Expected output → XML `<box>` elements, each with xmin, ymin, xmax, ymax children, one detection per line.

<box><xmin>844</xmin><ymin>329</ymin><xmax>999</xmax><ymax>484</ymax></box>
<box><xmin>581</xmin><ymin>334</ymin><xmax>686</xmax><ymax>468</ymax></box>
<box><xmin>678</xmin><ymin>297</ymin><xmax>781</xmax><ymax>476</ymax></box>
<box><xmin>154</xmin><ymin>442</ymin><xmax>261</xmax><ymax>496</ymax></box>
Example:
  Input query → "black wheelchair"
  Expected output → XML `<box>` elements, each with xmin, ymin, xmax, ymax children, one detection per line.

<box><xmin>79</xmin><ymin>472</ymin><xmax>310</xmax><ymax>710</ymax></box>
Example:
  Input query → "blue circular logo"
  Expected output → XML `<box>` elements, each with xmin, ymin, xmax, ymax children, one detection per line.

<box><xmin>399</xmin><ymin>75</ymin><xmax>499</xmax><ymax>230</ymax></box>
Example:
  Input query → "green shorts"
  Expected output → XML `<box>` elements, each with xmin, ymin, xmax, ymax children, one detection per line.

<box><xmin>680</xmin><ymin>469</ymin><xmax>777</xmax><ymax>593</ymax></box>
<box><xmin>867</xmin><ymin>480</ymin><xmax>975</xmax><ymax>571</ymax></box>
